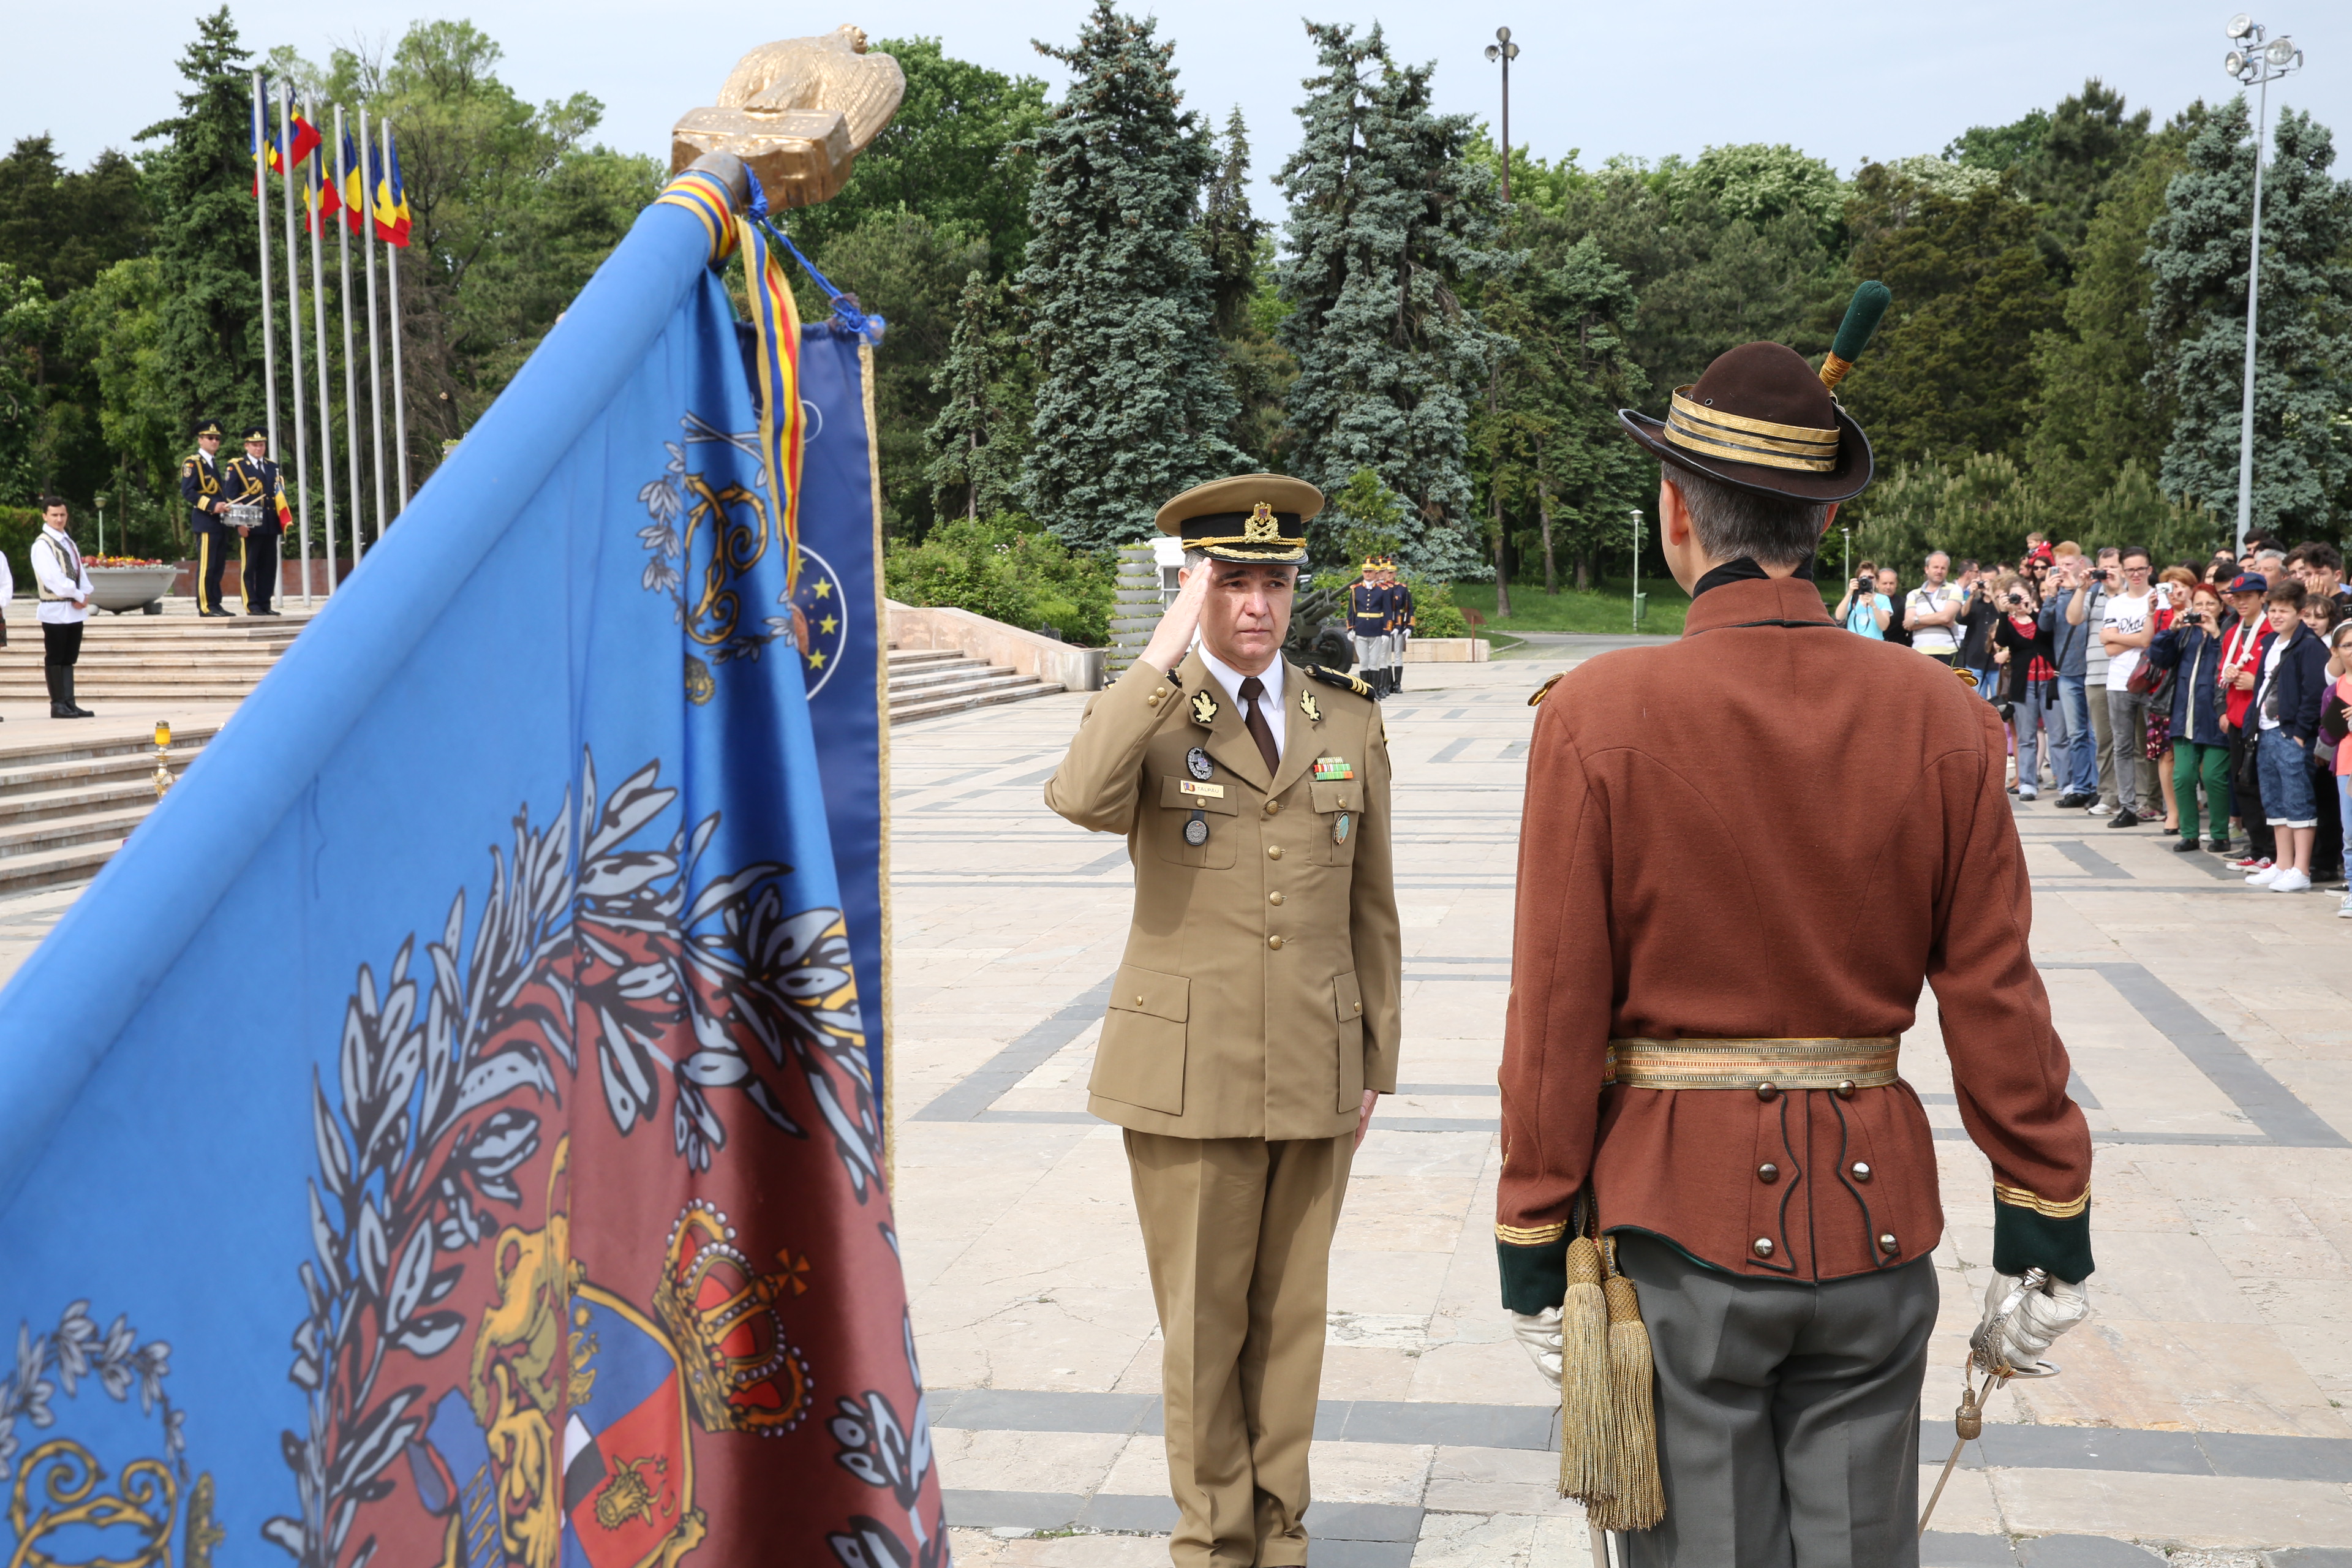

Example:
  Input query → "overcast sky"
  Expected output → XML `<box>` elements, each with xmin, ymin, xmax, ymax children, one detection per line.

<box><xmin>21</xmin><ymin>0</ymin><xmax>2350</xmax><ymax>217</ymax></box>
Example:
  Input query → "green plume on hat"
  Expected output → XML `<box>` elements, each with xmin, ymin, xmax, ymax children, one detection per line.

<box><xmin>1819</xmin><ymin>280</ymin><xmax>1891</xmax><ymax>392</ymax></box>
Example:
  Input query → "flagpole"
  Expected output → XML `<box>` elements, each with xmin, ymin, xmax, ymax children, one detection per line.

<box><xmin>279</xmin><ymin>90</ymin><xmax>313</xmax><ymax>606</ymax></box>
<box><xmin>335</xmin><ymin>105</ymin><xmax>365</xmax><ymax>573</ymax></box>
<box><xmin>306</xmin><ymin>97</ymin><xmax>339</xmax><ymax>603</ymax></box>
<box><xmin>382</xmin><ymin>115</ymin><xmax>410</xmax><ymax>516</ymax></box>
<box><xmin>361</xmin><ymin>107</ymin><xmax>388</xmax><ymax>547</ymax></box>
<box><xmin>252</xmin><ymin>72</ymin><xmax>281</xmax><ymax>567</ymax></box>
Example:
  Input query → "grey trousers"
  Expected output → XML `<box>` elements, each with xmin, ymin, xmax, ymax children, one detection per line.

<box><xmin>1615</xmin><ymin>1232</ymin><xmax>1939</xmax><ymax>1568</ymax></box>
<box><xmin>2087</xmin><ymin>681</ymin><xmax>2117</xmax><ymax>807</ymax></box>
<box><xmin>2105</xmin><ymin>687</ymin><xmax>2160</xmax><ymax>816</ymax></box>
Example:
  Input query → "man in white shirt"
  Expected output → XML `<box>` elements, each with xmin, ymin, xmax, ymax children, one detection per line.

<box><xmin>2063</xmin><ymin>547</ymin><xmax>2122</xmax><ymax>812</ymax></box>
<box><xmin>31</xmin><ymin>496</ymin><xmax>95</xmax><ymax>719</ymax></box>
<box><xmin>2094</xmin><ymin>546</ymin><xmax>2157</xmax><ymax>827</ymax></box>
<box><xmin>1903</xmin><ymin>550</ymin><xmax>1964</xmax><ymax>665</ymax></box>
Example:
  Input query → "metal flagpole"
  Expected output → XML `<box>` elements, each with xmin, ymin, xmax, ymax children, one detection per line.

<box><xmin>336</xmin><ymin>105</ymin><xmax>366</xmax><ymax>570</ymax></box>
<box><xmin>278</xmin><ymin>88</ymin><xmax>312</xmax><ymax>607</ymax></box>
<box><xmin>382</xmin><ymin>115</ymin><xmax>410</xmax><ymax>516</ymax></box>
<box><xmin>2234</xmin><ymin>70</ymin><xmax>2271</xmax><ymax>557</ymax></box>
<box><xmin>252</xmin><ymin>74</ymin><xmax>280</xmax><ymax>521</ymax></box>
<box><xmin>360</xmin><ymin>107</ymin><xmax>388</xmax><ymax>545</ymax></box>
<box><xmin>307</xmin><ymin>97</ymin><xmax>339</xmax><ymax>601</ymax></box>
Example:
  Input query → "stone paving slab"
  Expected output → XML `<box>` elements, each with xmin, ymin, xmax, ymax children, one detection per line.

<box><xmin>895</xmin><ymin>656</ymin><xmax>2352</xmax><ymax>1564</ymax></box>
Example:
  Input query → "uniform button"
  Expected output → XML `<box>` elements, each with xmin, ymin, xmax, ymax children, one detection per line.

<box><xmin>1268</xmin><ymin>891</ymin><xmax>1284</xmax><ymax>905</ymax></box>
<box><xmin>1755</xmin><ymin>1082</ymin><xmax>1778</xmax><ymax>1102</ymax></box>
<box><xmin>1851</xmin><ymin>1161</ymin><xmax>1872</xmax><ymax>1183</ymax></box>
<box><xmin>1835</xmin><ymin>1079</ymin><xmax>1856</xmax><ymax>1099</ymax></box>
<box><xmin>1267</xmin><ymin>846</ymin><xmax>1283</xmax><ymax>860</ymax></box>
<box><xmin>1264</xmin><ymin>800</ymin><xmax>1280</xmax><ymax>816</ymax></box>
<box><xmin>1757</xmin><ymin>1163</ymin><xmax>1779</xmax><ymax>1183</ymax></box>
<box><xmin>1134</xmin><ymin>994</ymin><xmax>1144</xmax><ymax>1006</ymax></box>
<box><xmin>1752</xmin><ymin>1238</ymin><xmax>1775</xmax><ymax>1259</ymax></box>
<box><xmin>1879</xmin><ymin>1233</ymin><xmax>1900</xmax><ymax>1255</ymax></box>
<box><xmin>1352</xmin><ymin>1001</ymin><xmax>1362</xmax><ymax>1014</ymax></box>
<box><xmin>1268</xmin><ymin>935</ymin><xmax>1283</xmax><ymax>950</ymax></box>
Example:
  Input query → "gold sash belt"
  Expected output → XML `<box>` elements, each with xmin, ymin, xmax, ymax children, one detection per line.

<box><xmin>1604</xmin><ymin>1036</ymin><xmax>1899</xmax><ymax>1091</ymax></box>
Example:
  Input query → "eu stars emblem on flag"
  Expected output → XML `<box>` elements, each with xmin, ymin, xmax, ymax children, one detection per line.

<box><xmin>791</xmin><ymin>544</ymin><xmax>849</xmax><ymax>695</ymax></box>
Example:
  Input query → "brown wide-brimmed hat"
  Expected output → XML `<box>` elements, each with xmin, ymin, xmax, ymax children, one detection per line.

<box><xmin>1618</xmin><ymin>341</ymin><xmax>1874</xmax><ymax>504</ymax></box>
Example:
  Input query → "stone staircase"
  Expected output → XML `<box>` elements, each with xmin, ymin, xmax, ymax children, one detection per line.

<box><xmin>0</xmin><ymin>612</ymin><xmax>304</xmax><ymax>703</ymax></box>
<box><xmin>0</xmin><ymin>723</ymin><xmax>214</xmax><ymax>894</ymax></box>
<box><xmin>887</xmin><ymin>647</ymin><xmax>1063</xmax><ymax>724</ymax></box>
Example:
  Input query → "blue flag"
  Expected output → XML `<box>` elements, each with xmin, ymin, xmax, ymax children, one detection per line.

<box><xmin>0</xmin><ymin>167</ymin><xmax>945</xmax><ymax>1568</ymax></box>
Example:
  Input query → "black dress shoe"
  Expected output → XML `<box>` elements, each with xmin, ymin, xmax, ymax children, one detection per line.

<box><xmin>198</xmin><ymin>608</ymin><xmax>231</xmax><ymax>618</ymax></box>
<box><xmin>2170</xmin><ymin>836</ymin><xmax>2203</xmax><ymax>852</ymax></box>
<box><xmin>2053</xmin><ymin>793</ymin><xmax>2089</xmax><ymax>809</ymax></box>
<box><xmin>2106</xmin><ymin>809</ymin><xmax>2140</xmax><ymax>828</ymax></box>
<box><xmin>2205</xmin><ymin>837</ymin><xmax>2233</xmax><ymax>853</ymax></box>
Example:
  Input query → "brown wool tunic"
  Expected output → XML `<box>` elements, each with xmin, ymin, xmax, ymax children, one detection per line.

<box><xmin>1496</xmin><ymin>576</ymin><xmax>2093</xmax><ymax>1284</ymax></box>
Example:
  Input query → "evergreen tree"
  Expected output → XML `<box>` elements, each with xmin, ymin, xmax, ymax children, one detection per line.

<box><xmin>2148</xmin><ymin>100</ymin><xmax>2352</xmax><ymax>538</ymax></box>
<box><xmin>135</xmin><ymin>7</ymin><xmax>263</xmax><ymax>459</ymax></box>
<box><xmin>1016</xmin><ymin>3</ymin><xmax>1243</xmax><ymax>548</ymax></box>
<box><xmin>924</xmin><ymin>269</ymin><xmax>1025</xmax><ymax>521</ymax></box>
<box><xmin>1275</xmin><ymin>21</ymin><xmax>1509</xmax><ymax>578</ymax></box>
<box><xmin>1197</xmin><ymin>110</ymin><xmax>1295</xmax><ymax>469</ymax></box>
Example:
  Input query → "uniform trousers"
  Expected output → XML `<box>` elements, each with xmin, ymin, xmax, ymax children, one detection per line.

<box><xmin>1352</xmin><ymin>635</ymin><xmax>1382</xmax><ymax>677</ymax></box>
<box><xmin>195</xmin><ymin>526</ymin><xmax>244</xmax><ymax>613</ymax></box>
<box><xmin>1124</xmin><ymin>1129</ymin><xmax>1354</xmax><ymax>1568</ymax></box>
<box><xmin>1615</xmin><ymin>1231</ymin><xmax>1939</xmax><ymax>1568</ymax></box>
<box><xmin>243</xmin><ymin>527</ymin><xmax>280</xmax><ymax>612</ymax></box>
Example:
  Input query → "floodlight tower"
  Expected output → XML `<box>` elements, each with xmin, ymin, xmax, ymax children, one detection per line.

<box><xmin>2222</xmin><ymin>13</ymin><xmax>2305</xmax><ymax>553</ymax></box>
<box><xmin>1485</xmin><ymin>28</ymin><xmax>1520</xmax><ymax>202</ymax></box>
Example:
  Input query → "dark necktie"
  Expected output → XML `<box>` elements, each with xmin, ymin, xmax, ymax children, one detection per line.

<box><xmin>1237</xmin><ymin>676</ymin><xmax>1280</xmax><ymax>774</ymax></box>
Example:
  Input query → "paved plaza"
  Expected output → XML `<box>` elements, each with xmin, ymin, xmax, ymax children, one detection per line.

<box><xmin>889</xmin><ymin>646</ymin><xmax>2352</xmax><ymax>1568</ymax></box>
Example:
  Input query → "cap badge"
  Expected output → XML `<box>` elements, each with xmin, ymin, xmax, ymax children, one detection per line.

<box><xmin>1243</xmin><ymin>503</ymin><xmax>1279</xmax><ymax>543</ymax></box>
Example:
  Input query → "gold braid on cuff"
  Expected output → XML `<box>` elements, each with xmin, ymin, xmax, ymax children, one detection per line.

<box><xmin>1494</xmin><ymin>1220</ymin><xmax>1569</xmax><ymax>1246</ymax></box>
<box><xmin>1993</xmin><ymin>1182</ymin><xmax>2090</xmax><ymax>1219</ymax></box>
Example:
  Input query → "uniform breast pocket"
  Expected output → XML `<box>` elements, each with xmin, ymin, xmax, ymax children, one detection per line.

<box><xmin>1156</xmin><ymin>775</ymin><xmax>1239</xmax><ymax>868</ymax></box>
<box><xmin>1309</xmin><ymin>781</ymin><xmax>1361</xmax><ymax>865</ymax></box>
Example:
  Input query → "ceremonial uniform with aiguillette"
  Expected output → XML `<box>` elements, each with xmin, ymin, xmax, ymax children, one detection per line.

<box><xmin>1347</xmin><ymin>560</ymin><xmax>1387</xmax><ymax>688</ymax></box>
<box><xmin>222</xmin><ymin>426</ymin><xmax>288</xmax><ymax>616</ymax></box>
<box><xmin>180</xmin><ymin>418</ymin><xmax>239</xmax><ymax>617</ymax></box>
<box><xmin>1494</xmin><ymin>339</ymin><xmax>2095</xmax><ymax>1567</ymax></box>
<box><xmin>1044</xmin><ymin>475</ymin><xmax>1401</xmax><ymax>1568</ymax></box>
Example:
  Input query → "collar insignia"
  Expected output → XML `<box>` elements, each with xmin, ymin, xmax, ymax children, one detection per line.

<box><xmin>1189</xmin><ymin>690</ymin><xmax>1218</xmax><ymax>727</ymax></box>
<box><xmin>1299</xmin><ymin>689</ymin><xmax>1321</xmax><ymax>724</ymax></box>
<box><xmin>1243</xmin><ymin>502</ymin><xmax>1279</xmax><ymax>543</ymax></box>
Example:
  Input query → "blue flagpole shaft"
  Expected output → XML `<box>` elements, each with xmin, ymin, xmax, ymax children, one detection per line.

<box><xmin>279</xmin><ymin>93</ymin><xmax>311</xmax><ymax>598</ymax></box>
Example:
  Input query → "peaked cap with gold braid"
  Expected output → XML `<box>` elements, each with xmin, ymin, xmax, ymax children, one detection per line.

<box><xmin>1155</xmin><ymin>473</ymin><xmax>1324</xmax><ymax>565</ymax></box>
<box><xmin>1616</xmin><ymin>283</ymin><xmax>1890</xmax><ymax>505</ymax></box>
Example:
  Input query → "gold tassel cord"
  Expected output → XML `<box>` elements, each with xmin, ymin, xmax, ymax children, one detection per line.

<box><xmin>1558</xmin><ymin>1236</ymin><xmax>1613</xmax><ymax>1504</ymax></box>
<box><xmin>1593</xmin><ymin>1270</ymin><xmax>1665</xmax><ymax>1532</ymax></box>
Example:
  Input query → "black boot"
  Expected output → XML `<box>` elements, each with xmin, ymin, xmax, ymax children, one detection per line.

<box><xmin>45</xmin><ymin>663</ymin><xmax>70</xmax><ymax>718</ymax></box>
<box><xmin>52</xmin><ymin>665</ymin><xmax>91</xmax><ymax>719</ymax></box>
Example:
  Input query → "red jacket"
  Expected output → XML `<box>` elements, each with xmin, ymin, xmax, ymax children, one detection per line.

<box><xmin>1496</xmin><ymin>576</ymin><xmax>2094</xmax><ymax>1308</ymax></box>
<box><xmin>2220</xmin><ymin>618</ymin><xmax>2271</xmax><ymax>731</ymax></box>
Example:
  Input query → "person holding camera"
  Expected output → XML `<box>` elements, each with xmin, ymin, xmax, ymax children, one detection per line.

<box><xmin>2043</xmin><ymin>549</ymin><xmax>2108</xmax><ymax>809</ymax></box>
<box><xmin>1903</xmin><ymin>550</ymin><xmax>1965</xmax><ymax>665</ymax></box>
<box><xmin>2146</xmin><ymin>582</ymin><xmax>2234</xmax><ymax>853</ymax></box>
<box><xmin>1836</xmin><ymin>560</ymin><xmax>1891</xmax><ymax>638</ymax></box>
<box><xmin>1992</xmin><ymin>573</ymin><xmax>2056</xmax><ymax>799</ymax></box>
<box><xmin>1955</xmin><ymin>560</ymin><xmax>2003</xmax><ymax>699</ymax></box>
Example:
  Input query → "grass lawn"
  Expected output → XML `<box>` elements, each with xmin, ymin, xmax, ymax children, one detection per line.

<box><xmin>1449</xmin><ymin>576</ymin><xmax>1693</xmax><ymax>636</ymax></box>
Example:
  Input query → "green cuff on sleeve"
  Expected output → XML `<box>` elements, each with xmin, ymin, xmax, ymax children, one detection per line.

<box><xmin>1496</xmin><ymin>1229</ymin><xmax>1570</xmax><ymax>1314</ymax></box>
<box><xmin>1991</xmin><ymin>1197</ymin><xmax>2094</xmax><ymax>1283</ymax></box>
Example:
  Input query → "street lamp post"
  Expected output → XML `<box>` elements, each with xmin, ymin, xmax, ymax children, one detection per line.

<box><xmin>1484</xmin><ymin>28</ymin><xmax>1520</xmax><ymax>203</ymax></box>
<box><xmin>2222</xmin><ymin>13</ymin><xmax>2305</xmax><ymax>554</ymax></box>
<box><xmin>1630</xmin><ymin>507</ymin><xmax>1647</xmax><ymax>633</ymax></box>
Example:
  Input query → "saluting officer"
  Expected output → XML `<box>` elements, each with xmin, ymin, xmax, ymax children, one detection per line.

<box><xmin>1496</xmin><ymin>341</ymin><xmax>2094</xmax><ymax>1566</ymax></box>
<box><xmin>180</xmin><ymin>418</ymin><xmax>238</xmax><ymax>618</ymax></box>
<box><xmin>1045</xmin><ymin>474</ymin><xmax>1402</xmax><ymax>1568</ymax></box>
<box><xmin>223</xmin><ymin>426</ymin><xmax>287</xmax><ymax>616</ymax></box>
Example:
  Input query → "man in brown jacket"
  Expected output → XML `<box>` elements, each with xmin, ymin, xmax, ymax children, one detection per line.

<box><xmin>1496</xmin><ymin>342</ymin><xmax>2095</xmax><ymax>1566</ymax></box>
<box><xmin>1045</xmin><ymin>473</ymin><xmax>1402</xmax><ymax>1568</ymax></box>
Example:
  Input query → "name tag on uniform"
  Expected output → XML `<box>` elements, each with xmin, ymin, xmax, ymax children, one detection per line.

<box><xmin>1178</xmin><ymin>779</ymin><xmax>1225</xmax><ymax>799</ymax></box>
<box><xmin>1312</xmin><ymin>757</ymin><xmax>1354</xmax><ymax>781</ymax></box>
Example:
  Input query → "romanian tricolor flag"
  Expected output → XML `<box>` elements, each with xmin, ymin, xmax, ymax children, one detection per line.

<box><xmin>340</xmin><ymin>132</ymin><xmax>365</xmax><ymax>235</ymax></box>
<box><xmin>283</xmin><ymin>93</ymin><xmax>322</xmax><ymax>174</ymax></box>
<box><xmin>374</xmin><ymin>129</ymin><xmax>413</xmax><ymax>247</ymax></box>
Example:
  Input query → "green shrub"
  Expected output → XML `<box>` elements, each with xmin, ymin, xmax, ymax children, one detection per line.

<box><xmin>0</xmin><ymin>507</ymin><xmax>36</xmax><ymax>600</ymax></box>
<box><xmin>1402</xmin><ymin>573</ymin><xmax>1468</xmax><ymax>638</ymax></box>
<box><xmin>884</xmin><ymin>512</ymin><xmax>1114</xmax><ymax>646</ymax></box>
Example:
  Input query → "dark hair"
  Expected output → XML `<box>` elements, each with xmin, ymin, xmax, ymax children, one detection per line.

<box><xmin>2304</xmin><ymin>594</ymin><xmax>2343</xmax><ymax>633</ymax></box>
<box><xmin>2266</xmin><ymin>578</ymin><xmax>2309</xmax><ymax>609</ymax></box>
<box><xmin>2118</xmin><ymin>544</ymin><xmax>2151</xmax><ymax>565</ymax></box>
<box><xmin>2302</xmin><ymin>541</ymin><xmax>2343</xmax><ymax>574</ymax></box>
<box><xmin>1664</xmin><ymin>469</ymin><xmax>1831</xmax><ymax>570</ymax></box>
<box><xmin>36</xmin><ymin>494</ymin><xmax>66</xmax><ymax>513</ymax></box>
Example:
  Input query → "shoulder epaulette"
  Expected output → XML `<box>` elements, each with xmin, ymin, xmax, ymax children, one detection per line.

<box><xmin>1529</xmin><ymin>671</ymin><xmax>1565</xmax><ymax>707</ymax></box>
<box><xmin>1304</xmin><ymin>664</ymin><xmax>1373</xmax><ymax>698</ymax></box>
<box><xmin>181</xmin><ymin>457</ymin><xmax>197</xmax><ymax>473</ymax></box>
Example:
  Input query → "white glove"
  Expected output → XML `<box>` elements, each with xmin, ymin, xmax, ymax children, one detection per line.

<box><xmin>1977</xmin><ymin>1272</ymin><xmax>2090</xmax><ymax>1375</ymax></box>
<box><xmin>1509</xmin><ymin>1307</ymin><xmax>1562</xmax><ymax>1391</ymax></box>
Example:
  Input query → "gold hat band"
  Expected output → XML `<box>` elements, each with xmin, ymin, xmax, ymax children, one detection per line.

<box><xmin>1669</xmin><ymin>388</ymin><xmax>1841</xmax><ymax>445</ymax></box>
<box><xmin>1603</xmin><ymin>1036</ymin><xmax>1899</xmax><ymax>1090</ymax></box>
<box><xmin>1665</xmin><ymin>388</ymin><xmax>1841</xmax><ymax>473</ymax></box>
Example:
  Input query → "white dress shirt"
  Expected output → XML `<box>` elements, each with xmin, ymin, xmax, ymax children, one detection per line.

<box><xmin>1197</xmin><ymin>644</ymin><xmax>1286</xmax><ymax>764</ymax></box>
<box><xmin>32</xmin><ymin>526</ymin><xmax>91</xmax><ymax>625</ymax></box>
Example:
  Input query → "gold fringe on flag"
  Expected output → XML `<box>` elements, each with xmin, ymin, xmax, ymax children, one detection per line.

<box><xmin>1558</xmin><ymin>1234</ymin><xmax>1613</xmax><ymax>1504</ymax></box>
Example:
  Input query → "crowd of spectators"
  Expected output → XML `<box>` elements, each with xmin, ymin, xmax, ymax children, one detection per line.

<box><xmin>1836</xmin><ymin>537</ymin><xmax>2352</xmax><ymax>910</ymax></box>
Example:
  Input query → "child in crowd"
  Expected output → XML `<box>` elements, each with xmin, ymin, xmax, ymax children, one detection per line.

<box><xmin>2248</xmin><ymin>580</ymin><xmax>2330</xmax><ymax>894</ymax></box>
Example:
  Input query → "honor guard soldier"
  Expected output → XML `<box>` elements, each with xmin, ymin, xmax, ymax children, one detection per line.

<box><xmin>223</xmin><ymin>426</ymin><xmax>288</xmax><ymax>616</ymax></box>
<box><xmin>1347</xmin><ymin>556</ymin><xmax>1388</xmax><ymax>691</ymax></box>
<box><xmin>181</xmin><ymin>418</ymin><xmax>238</xmax><ymax>617</ymax></box>
<box><xmin>1045</xmin><ymin>473</ymin><xmax>1402</xmax><ymax>1568</ymax></box>
<box><xmin>1496</xmin><ymin>339</ymin><xmax>2094</xmax><ymax>1566</ymax></box>
<box><xmin>1382</xmin><ymin>557</ymin><xmax>1414</xmax><ymax>695</ymax></box>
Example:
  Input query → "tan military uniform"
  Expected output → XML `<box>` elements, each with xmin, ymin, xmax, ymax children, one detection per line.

<box><xmin>1046</xmin><ymin>647</ymin><xmax>1401</xmax><ymax>1567</ymax></box>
